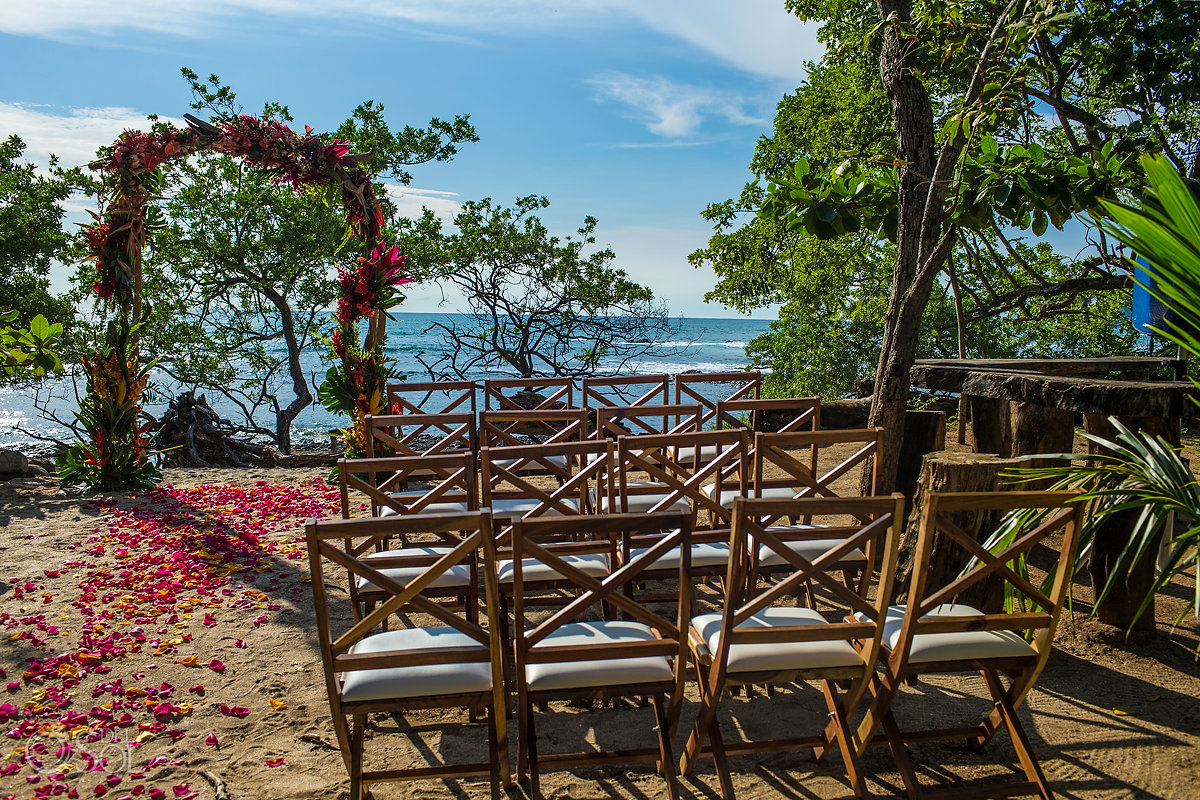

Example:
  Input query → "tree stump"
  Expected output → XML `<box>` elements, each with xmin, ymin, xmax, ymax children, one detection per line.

<box><xmin>893</xmin><ymin>451</ymin><xmax>1020</xmax><ymax>609</ymax></box>
<box><xmin>895</xmin><ymin>410</ymin><xmax>946</xmax><ymax>506</ymax></box>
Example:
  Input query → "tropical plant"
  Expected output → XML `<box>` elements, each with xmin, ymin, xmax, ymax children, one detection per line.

<box><xmin>1004</xmin><ymin>155</ymin><xmax>1200</xmax><ymax>626</ymax></box>
<box><xmin>0</xmin><ymin>312</ymin><xmax>63</xmax><ymax>379</ymax></box>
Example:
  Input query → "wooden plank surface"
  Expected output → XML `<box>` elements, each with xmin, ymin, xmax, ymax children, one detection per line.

<box><xmin>909</xmin><ymin>364</ymin><xmax>1196</xmax><ymax>417</ymax></box>
<box><xmin>915</xmin><ymin>356</ymin><xmax>1182</xmax><ymax>377</ymax></box>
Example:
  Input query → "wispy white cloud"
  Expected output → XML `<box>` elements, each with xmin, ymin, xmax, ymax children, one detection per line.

<box><xmin>2</xmin><ymin>1</ymin><xmax>817</xmax><ymax>81</ymax></box>
<box><xmin>383</xmin><ymin>185</ymin><xmax>462</xmax><ymax>223</ymax></box>
<box><xmin>0</xmin><ymin>102</ymin><xmax>174</xmax><ymax>169</ymax></box>
<box><xmin>588</xmin><ymin>73</ymin><xmax>765</xmax><ymax>139</ymax></box>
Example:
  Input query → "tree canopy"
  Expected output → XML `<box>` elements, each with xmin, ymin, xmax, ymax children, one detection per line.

<box><xmin>392</xmin><ymin>195</ymin><xmax>677</xmax><ymax>379</ymax></box>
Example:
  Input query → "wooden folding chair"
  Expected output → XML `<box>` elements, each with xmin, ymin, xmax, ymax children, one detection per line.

<box><xmin>856</xmin><ymin>490</ymin><xmax>1085</xmax><ymax>800</ymax></box>
<box><xmin>612</xmin><ymin>428</ymin><xmax>749</xmax><ymax>530</ymax></box>
<box><xmin>337</xmin><ymin>452</ymin><xmax>479</xmax><ymax>624</ymax></box>
<box><xmin>715</xmin><ymin>395</ymin><xmax>821</xmax><ymax>434</ymax></box>
<box><xmin>307</xmin><ymin>511</ymin><xmax>510</xmax><ymax>799</ymax></box>
<box><xmin>478</xmin><ymin>408</ymin><xmax>587</xmax><ymax>471</ymax></box>
<box><xmin>483</xmin><ymin>376</ymin><xmax>574</xmax><ymax>411</ymax></box>
<box><xmin>674</xmin><ymin>370</ymin><xmax>761</xmax><ymax>429</ymax></box>
<box><xmin>337</xmin><ymin>452</ymin><xmax>476</xmax><ymax>522</ymax></box>
<box><xmin>363</xmin><ymin>411</ymin><xmax>476</xmax><ymax>460</ymax></box>
<box><xmin>595</xmin><ymin>402</ymin><xmax>701</xmax><ymax>440</ymax></box>
<box><xmin>681</xmin><ymin>495</ymin><xmax>905</xmax><ymax>799</ymax></box>
<box><xmin>386</xmin><ymin>379</ymin><xmax>477</xmax><ymax>416</ymax></box>
<box><xmin>743</xmin><ymin>428</ymin><xmax>884</xmax><ymax>593</ymax></box>
<box><xmin>581</xmin><ymin>373</ymin><xmax>670</xmax><ymax>413</ymax></box>
<box><xmin>510</xmin><ymin>511</ymin><xmax>693</xmax><ymax>799</ymax></box>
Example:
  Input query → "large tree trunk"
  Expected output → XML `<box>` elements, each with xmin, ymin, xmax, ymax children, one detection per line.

<box><xmin>865</xmin><ymin>0</ymin><xmax>941</xmax><ymax>495</ymax></box>
<box><xmin>263</xmin><ymin>286</ymin><xmax>313</xmax><ymax>456</ymax></box>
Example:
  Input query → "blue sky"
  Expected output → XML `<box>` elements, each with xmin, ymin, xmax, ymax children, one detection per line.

<box><xmin>0</xmin><ymin>1</ymin><xmax>825</xmax><ymax>319</ymax></box>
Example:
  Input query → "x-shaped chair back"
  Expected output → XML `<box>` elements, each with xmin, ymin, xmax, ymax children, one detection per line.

<box><xmin>581</xmin><ymin>373</ymin><xmax>670</xmax><ymax>412</ymax></box>
<box><xmin>363</xmin><ymin>412</ymin><xmax>476</xmax><ymax>459</ymax></box>
<box><xmin>752</xmin><ymin>428</ymin><xmax>883</xmax><ymax>525</ymax></box>
<box><xmin>594</xmin><ymin>403</ymin><xmax>701</xmax><ymax>439</ymax></box>
<box><xmin>674</xmin><ymin>370</ymin><xmax>761</xmax><ymax>429</ymax></box>
<box><xmin>483</xmin><ymin>377</ymin><xmax>574</xmax><ymax>411</ymax></box>
<box><xmin>615</xmin><ymin>428</ymin><xmax>749</xmax><ymax>527</ymax></box>
<box><xmin>715</xmin><ymin>396</ymin><xmax>821</xmax><ymax>434</ymax></box>
<box><xmin>856</xmin><ymin>490</ymin><xmax>1085</xmax><ymax>799</ymax></box>
<box><xmin>894</xmin><ymin>490</ymin><xmax>1083</xmax><ymax>680</ymax></box>
<box><xmin>306</xmin><ymin>510</ymin><xmax>509</xmax><ymax>795</ymax></box>
<box><xmin>509</xmin><ymin>511</ymin><xmax>693</xmax><ymax>796</ymax></box>
<box><xmin>679</xmin><ymin>495</ymin><xmax>905</xmax><ymax>796</ymax></box>
<box><xmin>337</xmin><ymin>452</ymin><xmax>477</xmax><ymax>525</ymax></box>
<box><xmin>479</xmin><ymin>408</ymin><xmax>587</xmax><ymax>449</ymax></box>
<box><xmin>511</xmin><ymin>511</ymin><xmax>692</xmax><ymax>672</ymax></box>
<box><xmin>481</xmin><ymin>439</ymin><xmax>614</xmax><ymax>528</ymax></box>
<box><xmin>385</xmin><ymin>379</ymin><xmax>477</xmax><ymax>416</ymax></box>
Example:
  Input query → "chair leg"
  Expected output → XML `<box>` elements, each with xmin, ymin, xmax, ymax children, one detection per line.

<box><xmin>516</xmin><ymin>685</ymin><xmax>531</xmax><ymax>781</ymax></box>
<box><xmin>982</xmin><ymin>668</ymin><xmax>1054</xmax><ymax>800</ymax></box>
<box><xmin>651</xmin><ymin>693</ymin><xmax>682</xmax><ymax>800</ymax></box>
<box><xmin>880</xmin><ymin>707</ymin><xmax>922</xmax><ymax>800</ymax></box>
<box><xmin>526</xmin><ymin>703</ymin><xmax>543</xmax><ymax>800</ymax></box>
<box><xmin>821</xmin><ymin>680</ymin><xmax>869</xmax><ymax>798</ymax></box>
<box><xmin>349</xmin><ymin>714</ymin><xmax>367</xmax><ymax>800</ymax></box>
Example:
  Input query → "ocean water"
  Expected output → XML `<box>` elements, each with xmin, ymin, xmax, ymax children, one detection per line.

<box><xmin>0</xmin><ymin>313</ymin><xmax>772</xmax><ymax>454</ymax></box>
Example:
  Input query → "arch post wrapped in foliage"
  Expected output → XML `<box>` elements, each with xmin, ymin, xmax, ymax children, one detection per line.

<box><xmin>61</xmin><ymin>113</ymin><xmax>411</xmax><ymax>489</ymax></box>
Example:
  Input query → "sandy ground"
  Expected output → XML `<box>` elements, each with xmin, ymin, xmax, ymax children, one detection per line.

<box><xmin>1</xmin><ymin>447</ymin><xmax>1199</xmax><ymax>800</ymax></box>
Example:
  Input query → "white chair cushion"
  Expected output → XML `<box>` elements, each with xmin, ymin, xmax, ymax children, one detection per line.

<box><xmin>701</xmin><ymin>484</ymin><xmax>798</xmax><ymax>507</ymax></box>
<box><xmin>670</xmin><ymin>444</ymin><xmax>722</xmax><ymax>464</ymax></box>
<box><xmin>379</xmin><ymin>492</ymin><xmax>470</xmax><ymax>517</ymax></box>
<box><xmin>631</xmin><ymin>541</ymin><xmax>730</xmax><ymax>570</ymax></box>
<box><xmin>866</xmin><ymin>603</ymin><xmax>1038</xmax><ymax>664</ymax></box>
<box><xmin>489</xmin><ymin>496</ymin><xmax>581</xmax><ymax>520</ymax></box>
<box><xmin>497</xmin><ymin>553</ymin><xmax>610</xmax><ymax>583</ymax></box>
<box><xmin>493</xmin><ymin>454</ymin><xmax>569</xmax><ymax>471</ymax></box>
<box><xmin>525</xmin><ymin>620</ymin><xmax>674</xmax><ymax>691</ymax></box>
<box><xmin>355</xmin><ymin>547</ymin><xmax>471</xmax><ymax>592</ymax></box>
<box><xmin>340</xmin><ymin>627</ymin><xmax>491</xmax><ymax>701</ymax></box>
<box><xmin>755</xmin><ymin>526</ymin><xmax>865</xmax><ymax>567</ymax></box>
<box><xmin>692</xmin><ymin>607</ymin><xmax>864</xmax><ymax>673</ymax></box>
<box><xmin>595</xmin><ymin>483</ymin><xmax>691</xmax><ymax>514</ymax></box>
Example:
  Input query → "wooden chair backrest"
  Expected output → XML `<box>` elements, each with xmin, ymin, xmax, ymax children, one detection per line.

<box><xmin>674</xmin><ymin>370</ymin><xmax>761</xmax><ymax>429</ymax></box>
<box><xmin>581</xmin><ymin>374</ymin><xmax>670</xmax><ymax>411</ymax></box>
<box><xmin>479</xmin><ymin>408</ymin><xmax>588</xmax><ymax>449</ymax></box>
<box><xmin>715</xmin><ymin>396</ymin><xmax>821</xmax><ymax>434</ymax></box>
<box><xmin>363</xmin><ymin>412</ymin><xmax>476</xmax><ymax>458</ymax></box>
<box><xmin>752</xmin><ymin>428</ymin><xmax>883</xmax><ymax>524</ymax></box>
<box><xmin>483</xmin><ymin>377</ymin><xmax>574</xmax><ymax>411</ymax></box>
<box><xmin>481</xmin><ymin>440</ymin><xmax>613</xmax><ymax>526</ymax></box>
<box><xmin>614</xmin><ymin>428</ymin><xmax>749</xmax><ymax>525</ymax></box>
<box><xmin>385</xmin><ymin>379</ymin><xmax>477</xmax><ymax>416</ymax></box>
<box><xmin>896</xmin><ymin>491</ymin><xmax>1084</xmax><ymax>681</ymax></box>
<box><xmin>307</xmin><ymin>511</ymin><xmax>501</xmax><ymax>703</ymax></box>
<box><xmin>717</xmin><ymin>495</ymin><xmax>905</xmax><ymax>706</ymax></box>
<box><xmin>594</xmin><ymin>403</ymin><xmax>701</xmax><ymax>439</ymax></box>
<box><xmin>337</xmin><ymin>452</ymin><xmax>477</xmax><ymax>520</ymax></box>
<box><xmin>510</xmin><ymin>511</ymin><xmax>692</xmax><ymax>677</ymax></box>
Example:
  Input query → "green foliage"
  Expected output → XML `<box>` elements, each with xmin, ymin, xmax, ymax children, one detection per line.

<box><xmin>393</xmin><ymin>195</ymin><xmax>676</xmax><ymax>378</ymax></box>
<box><xmin>0</xmin><ymin>134</ymin><xmax>85</xmax><ymax>338</ymax></box>
<box><xmin>1004</xmin><ymin>156</ymin><xmax>1200</xmax><ymax>627</ymax></box>
<box><xmin>0</xmin><ymin>312</ymin><xmax>63</xmax><ymax>379</ymax></box>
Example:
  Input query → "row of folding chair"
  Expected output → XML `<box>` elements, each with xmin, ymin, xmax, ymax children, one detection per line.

<box><xmin>308</xmin><ymin>491</ymin><xmax>1084</xmax><ymax>800</ymax></box>
<box><xmin>386</xmin><ymin>372</ymin><xmax>764</xmax><ymax>423</ymax></box>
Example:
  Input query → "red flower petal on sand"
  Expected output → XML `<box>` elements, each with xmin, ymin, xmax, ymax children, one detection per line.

<box><xmin>207</xmin><ymin>660</ymin><xmax>225</xmax><ymax>673</ymax></box>
<box><xmin>204</xmin><ymin>732</ymin><xmax>218</xmax><ymax>747</ymax></box>
<box><xmin>219</xmin><ymin>704</ymin><xmax>249</xmax><ymax>718</ymax></box>
<box><xmin>265</xmin><ymin>757</ymin><xmax>284</xmax><ymax>767</ymax></box>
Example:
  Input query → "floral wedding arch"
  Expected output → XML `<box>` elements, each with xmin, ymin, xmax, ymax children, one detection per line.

<box><xmin>63</xmin><ymin>112</ymin><xmax>411</xmax><ymax>488</ymax></box>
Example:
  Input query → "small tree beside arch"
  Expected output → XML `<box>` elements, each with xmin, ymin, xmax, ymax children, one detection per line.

<box><xmin>60</xmin><ymin>112</ymin><xmax>412</xmax><ymax>489</ymax></box>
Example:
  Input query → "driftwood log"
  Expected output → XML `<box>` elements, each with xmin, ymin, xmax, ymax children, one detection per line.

<box><xmin>893</xmin><ymin>450</ymin><xmax>1019</xmax><ymax>609</ymax></box>
<box><xmin>154</xmin><ymin>392</ymin><xmax>277</xmax><ymax>468</ymax></box>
